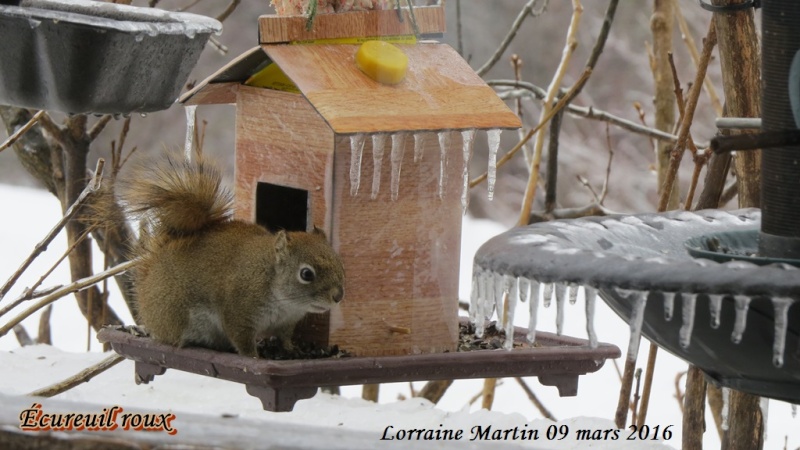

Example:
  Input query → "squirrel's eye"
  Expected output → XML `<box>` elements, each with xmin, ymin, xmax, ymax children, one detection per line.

<box><xmin>298</xmin><ymin>265</ymin><xmax>316</xmax><ymax>284</ymax></box>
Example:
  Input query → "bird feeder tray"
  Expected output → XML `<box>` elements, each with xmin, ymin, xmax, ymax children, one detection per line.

<box><xmin>0</xmin><ymin>0</ymin><xmax>220</xmax><ymax>114</ymax></box>
<box><xmin>98</xmin><ymin>322</ymin><xmax>620</xmax><ymax>412</ymax></box>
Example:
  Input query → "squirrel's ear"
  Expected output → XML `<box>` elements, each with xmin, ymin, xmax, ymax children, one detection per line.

<box><xmin>312</xmin><ymin>226</ymin><xmax>327</xmax><ymax>238</ymax></box>
<box><xmin>274</xmin><ymin>230</ymin><xmax>288</xmax><ymax>261</ymax></box>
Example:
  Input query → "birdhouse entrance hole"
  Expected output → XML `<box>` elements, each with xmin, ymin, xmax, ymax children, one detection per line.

<box><xmin>255</xmin><ymin>182</ymin><xmax>309</xmax><ymax>233</ymax></box>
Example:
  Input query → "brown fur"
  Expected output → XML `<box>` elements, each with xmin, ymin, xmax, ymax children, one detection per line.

<box><xmin>125</xmin><ymin>155</ymin><xmax>345</xmax><ymax>357</ymax></box>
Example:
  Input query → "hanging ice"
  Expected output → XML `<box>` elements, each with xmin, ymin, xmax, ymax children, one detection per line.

<box><xmin>760</xmin><ymin>397</ymin><xmax>770</xmax><ymax>440</ymax></box>
<box><xmin>469</xmin><ymin>269</ymin><xmax>480</xmax><ymax>322</ymax></box>
<box><xmin>618</xmin><ymin>289</ymin><xmax>648</xmax><ymax>361</ymax></box>
<box><xmin>679</xmin><ymin>293</ymin><xmax>697</xmax><ymax>349</ymax></box>
<box><xmin>709</xmin><ymin>294</ymin><xmax>723</xmax><ymax>329</ymax></box>
<box><xmin>527</xmin><ymin>281</ymin><xmax>541</xmax><ymax>343</ymax></box>
<box><xmin>721</xmin><ymin>387</ymin><xmax>730</xmax><ymax>431</ymax></box>
<box><xmin>772</xmin><ymin>297</ymin><xmax>794</xmax><ymax>367</ymax></box>
<box><xmin>585</xmin><ymin>286</ymin><xmax>598</xmax><ymax>348</ymax></box>
<box><xmin>493</xmin><ymin>273</ymin><xmax>506</xmax><ymax>332</ymax></box>
<box><xmin>437</xmin><ymin>131</ymin><xmax>452</xmax><ymax>199</ymax></box>
<box><xmin>486</xmin><ymin>129</ymin><xmax>502</xmax><ymax>201</ymax></box>
<box><xmin>568</xmin><ymin>284</ymin><xmax>579</xmax><ymax>305</ymax></box>
<box><xmin>503</xmin><ymin>275</ymin><xmax>517</xmax><ymax>350</ymax></box>
<box><xmin>461</xmin><ymin>129</ymin><xmax>476</xmax><ymax>214</ymax></box>
<box><xmin>390</xmin><ymin>133</ymin><xmax>406</xmax><ymax>201</ymax></box>
<box><xmin>793</xmin><ymin>404</ymin><xmax>797</xmax><ymax>418</ymax></box>
<box><xmin>349</xmin><ymin>134</ymin><xmax>366</xmax><ymax>196</ymax></box>
<box><xmin>184</xmin><ymin>105</ymin><xmax>198</xmax><ymax>161</ymax></box>
<box><xmin>663</xmin><ymin>291</ymin><xmax>676</xmax><ymax>321</ymax></box>
<box><xmin>542</xmin><ymin>283</ymin><xmax>554</xmax><ymax>308</ymax></box>
<box><xmin>413</xmin><ymin>132</ymin><xmax>427</xmax><ymax>163</ymax></box>
<box><xmin>731</xmin><ymin>295</ymin><xmax>751</xmax><ymax>344</ymax></box>
<box><xmin>555</xmin><ymin>283</ymin><xmax>567</xmax><ymax>336</ymax></box>
<box><xmin>371</xmin><ymin>134</ymin><xmax>386</xmax><ymax>199</ymax></box>
<box><xmin>518</xmin><ymin>277</ymin><xmax>531</xmax><ymax>304</ymax></box>
<box><xmin>474</xmin><ymin>270</ymin><xmax>488</xmax><ymax>338</ymax></box>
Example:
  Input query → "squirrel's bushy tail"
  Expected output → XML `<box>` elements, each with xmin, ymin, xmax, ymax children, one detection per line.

<box><xmin>126</xmin><ymin>155</ymin><xmax>233</xmax><ymax>237</ymax></box>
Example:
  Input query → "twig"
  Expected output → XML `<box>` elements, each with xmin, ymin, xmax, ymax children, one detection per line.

<box><xmin>37</xmin><ymin>304</ymin><xmax>52</xmax><ymax>345</ymax></box>
<box><xmin>362</xmin><ymin>384</ymin><xmax>379</xmax><ymax>402</ymax></box>
<box><xmin>544</xmin><ymin>95</ymin><xmax>565</xmax><ymax>213</ymax></box>
<box><xmin>633</xmin><ymin>102</ymin><xmax>656</xmax><ymax>156</ymax></box>
<box><xmin>471</xmin><ymin>71</ymin><xmax>590</xmax><ymax>189</ymax></box>
<box><xmin>674</xmin><ymin>370</ymin><xmax>686</xmax><ymax>413</ymax></box>
<box><xmin>493</xmin><ymin>83</ymin><xmax>686</xmax><ymax>145</ymax></box>
<box><xmin>481</xmin><ymin>378</ymin><xmax>498</xmax><ymax>410</ymax></box>
<box><xmin>719</xmin><ymin>179</ymin><xmax>738</xmax><ymax>207</ymax></box>
<box><xmin>29</xmin><ymin>355</ymin><xmax>125</xmax><ymax>398</ymax></box>
<box><xmin>636</xmin><ymin>342</ymin><xmax>659</xmax><ymax>427</ymax></box>
<box><xmin>215</xmin><ymin>0</ymin><xmax>240</xmax><ymax>23</ymax></box>
<box><xmin>13</xmin><ymin>324</ymin><xmax>34</xmax><ymax>346</ymax></box>
<box><xmin>0</xmin><ymin>159</ymin><xmax>105</xmax><ymax>302</ymax></box>
<box><xmin>514</xmin><ymin>377</ymin><xmax>557</xmax><ymax>421</ymax></box>
<box><xmin>684</xmin><ymin>150</ymin><xmax>710</xmax><ymax>210</ymax></box>
<box><xmin>518</xmin><ymin>0</ymin><xmax>583</xmax><ymax>226</ymax></box>
<box><xmin>475</xmin><ymin>0</ymin><xmax>549</xmax><ymax>76</ymax></box>
<box><xmin>0</xmin><ymin>110</ymin><xmax>45</xmax><ymax>154</ymax></box>
<box><xmin>528</xmin><ymin>202</ymin><xmax>616</xmax><ymax>223</ymax></box>
<box><xmin>88</xmin><ymin>115</ymin><xmax>113</xmax><ymax>141</ymax></box>
<box><xmin>455</xmin><ymin>0</ymin><xmax>463</xmax><ymax>56</ymax></box>
<box><xmin>657</xmin><ymin>20</ymin><xmax>717</xmax><ymax>213</ymax></box>
<box><xmin>417</xmin><ymin>380</ymin><xmax>453</xmax><ymax>404</ymax></box>
<box><xmin>631</xmin><ymin>368</ymin><xmax>642</xmax><ymax>427</ymax></box>
<box><xmin>0</xmin><ymin>258</ymin><xmax>138</xmax><ymax>339</ymax></box>
<box><xmin>675</xmin><ymin>1</ymin><xmax>723</xmax><ymax>116</ymax></box>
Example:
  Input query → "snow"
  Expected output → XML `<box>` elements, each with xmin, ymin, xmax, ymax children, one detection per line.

<box><xmin>1</xmin><ymin>183</ymin><xmax>799</xmax><ymax>448</ymax></box>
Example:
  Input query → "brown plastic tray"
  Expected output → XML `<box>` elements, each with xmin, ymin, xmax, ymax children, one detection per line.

<box><xmin>97</xmin><ymin>320</ymin><xmax>619</xmax><ymax>412</ymax></box>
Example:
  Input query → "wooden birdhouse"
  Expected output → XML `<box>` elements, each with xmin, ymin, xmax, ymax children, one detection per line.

<box><xmin>180</xmin><ymin>5</ymin><xmax>520</xmax><ymax>357</ymax></box>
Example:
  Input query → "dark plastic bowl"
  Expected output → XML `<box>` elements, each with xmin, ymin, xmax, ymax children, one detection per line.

<box><xmin>0</xmin><ymin>0</ymin><xmax>221</xmax><ymax>114</ymax></box>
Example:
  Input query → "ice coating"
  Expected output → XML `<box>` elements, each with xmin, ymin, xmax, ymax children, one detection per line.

<box><xmin>679</xmin><ymin>293</ymin><xmax>697</xmax><ymax>349</ymax></box>
<box><xmin>709</xmin><ymin>294</ymin><xmax>723</xmax><ymax>329</ymax></box>
<box><xmin>413</xmin><ymin>132</ymin><xmax>426</xmax><ymax>163</ymax></box>
<box><xmin>619</xmin><ymin>289</ymin><xmax>648</xmax><ymax>361</ymax></box>
<box><xmin>486</xmin><ymin>129</ymin><xmax>502</xmax><ymax>201</ymax></box>
<box><xmin>518</xmin><ymin>277</ymin><xmax>531</xmax><ymax>304</ymax></box>
<box><xmin>721</xmin><ymin>387</ymin><xmax>730</xmax><ymax>431</ymax></box>
<box><xmin>390</xmin><ymin>133</ymin><xmax>406</xmax><ymax>201</ymax></box>
<box><xmin>527</xmin><ymin>281</ymin><xmax>541</xmax><ymax>343</ymax></box>
<box><xmin>543</xmin><ymin>283</ymin><xmax>554</xmax><ymax>308</ymax></box>
<box><xmin>793</xmin><ymin>403</ymin><xmax>797</xmax><ymax>418</ymax></box>
<box><xmin>183</xmin><ymin>105</ymin><xmax>197</xmax><ymax>161</ymax></box>
<box><xmin>760</xmin><ymin>397</ymin><xmax>770</xmax><ymax>440</ymax></box>
<box><xmin>663</xmin><ymin>291</ymin><xmax>676</xmax><ymax>321</ymax></box>
<box><xmin>555</xmin><ymin>283</ymin><xmax>567</xmax><ymax>336</ymax></box>
<box><xmin>349</xmin><ymin>134</ymin><xmax>366</xmax><ymax>196</ymax></box>
<box><xmin>731</xmin><ymin>295</ymin><xmax>751</xmax><ymax>344</ymax></box>
<box><xmin>437</xmin><ymin>131</ymin><xmax>451</xmax><ymax>199</ymax></box>
<box><xmin>469</xmin><ymin>269</ymin><xmax>480</xmax><ymax>322</ymax></box>
<box><xmin>461</xmin><ymin>129</ymin><xmax>476</xmax><ymax>214</ymax></box>
<box><xmin>474</xmin><ymin>270</ymin><xmax>488</xmax><ymax>338</ymax></box>
<box><xmin>503</xmin><ymin>275</ymin><xmax>517</xmax><ymax>350</ymax></box>
<box><xmin>370</xmin><ymin>134</ymin><xmax>386</xmax><ymax>200</ymax></box>
<box><xmin>771</xmin><ymin>297</ymin><xmax>794</xmax><ymax>367</ymax></box>
<box><xmin>585</xmin><ymin>286</ymin><xmax>598</xmax><ymax>348</ymax></box>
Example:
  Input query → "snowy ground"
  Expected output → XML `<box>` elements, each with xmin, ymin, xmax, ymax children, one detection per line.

<box><xmin>0</xmin><ymin>183</ymin><xmax>798</xmax><ymax>449</ymax></box>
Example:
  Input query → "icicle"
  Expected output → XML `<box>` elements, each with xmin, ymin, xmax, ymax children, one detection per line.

<box><xmin>518</xmin><ymin>277</ymin><xmax>530</xmax><ymax>304</ymax></box>
<box><xmin>390</xmin><ymin>133</ymin><xmax>406</xmax><ymax>201</ymax></box>
<box><xmin>731</xmin><ymin>294</ymin><xmax>751</xmax><ymax>344</ymax></box>
<box><xmin>469</xmin><ymin>269</ymin><xmax>480</xmax><ymax>322</ymax></box>
<box><xmin>437</xmin><ymin>131</ymin><xmax>451</xmax><ymax>200</ymax></box>
<box><xmin>760</xmin><ymin>397</ymin><xmax>770</xmax><ymax>440</ymax></box>
<box><xmin>493</xmin><ymin>273</ymin><xmax>505</xmax><ymax>332</ymax></box>
<box><xmin>555</xmin><ymin>283</ymin><xmax>567</xmax><ymax>336</ymax></box>
<box><xmin>184</xmin><ymin>105</ymin><xmax>198</xmax><ymax>161</ymax></box>
<box><xmin>679</xmin><ymin>292</ymin><xmax>697</xmax><ymax>349</ymax></box>
<box><xmin>721</xmin><ymin>387</ymin><xmax>730</xmax><ymax>431</ymax></box>
<box><xmin>542</xmin><ymin>283</ymin><xmax>554</xmax><ymax>308</ymax></box>
<box><xmin>709</xmin><ymin>294</ymin><xmax>723</xmax><ymax>329</ymax></box>
<box><xmin>663</xmin><ymin>291</ymin><xmax>676</xmax><ymax>321</ymax></box>
<box><xmin>349</xmin><ymin>134</ymin><xmax>366</xmax><ymax>196</ymax></box>
<box><xmin>527</xmin><ymin>281</ymin><xmax>541</xmax><ymax>343</ymax></box>
<box><xmin>486</xmin><ymin>129</ymin><xmax>502</xmax><ymax>201</ymax></box>
<box><xmin>568</xmin><ymin>284</ymin><xmax>579</xmax><ymax>305</ymax></box>
<box><xmin>503</xmin><ymin>275</ymin><xmax>517</xmax><ymax>350</ymax></box>
<box><xmin>370</xmin><ymin>134</ymin><xmax>386</xmax><ymax>199</ymax></box>
<box><xmin>793</xmin><ymin>404</ymin><xmax>797</xmax><ymax>418</ymax></box>
<box><xmin>772</xmin><ymin>297</ymin><xmax>794</xmax><ymax>367</ymax></box>
<box><xmin>475</xmin><ymin>270</ymin><xmax>488</xmax><ymax>338</ymax></box>
<box><xmin>460</xmin><ymin>129</ymin><xmax>476</xmax><ymax>214</ymax></box>
<box><xmin>620</xmin><ymin>289</ymin><xmax>648</xmax><ymax>361</ymax></box>
<box><xmin>585</xmin><ymin>286</ymin><xmax>598</xmax><ymax>348</ymax></box>
<box><xmin>413</xmin><ymin>132</ymin><xmax>426</xmax><ymax>163</ymax></box>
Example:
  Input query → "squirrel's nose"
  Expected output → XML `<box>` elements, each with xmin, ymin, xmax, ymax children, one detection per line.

<box><xmin>332</xmin><ymin>286</ymin><xmax>344</xmax><ymax>304</ymax></box>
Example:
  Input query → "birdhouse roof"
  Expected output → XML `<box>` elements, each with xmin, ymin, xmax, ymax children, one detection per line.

<box><xmin>181</xmin><ymin>42</ymin><xmax>520</xmax><ymax>134</ymax></box>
